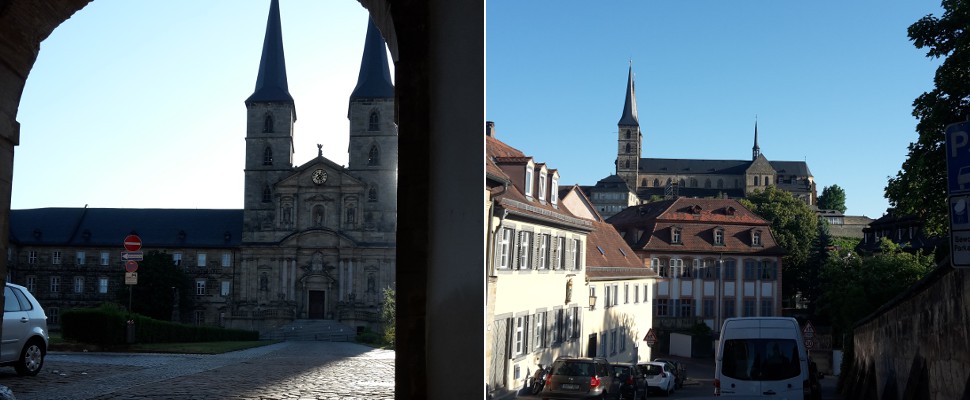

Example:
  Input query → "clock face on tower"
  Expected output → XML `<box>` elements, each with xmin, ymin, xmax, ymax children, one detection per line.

<box><xmin>311</xmin><ymin>169</ymin><xmax>328</xmax><ymax>185</ymax></box>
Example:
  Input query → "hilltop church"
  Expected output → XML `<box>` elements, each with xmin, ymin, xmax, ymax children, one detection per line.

<box><xmin>589</xmin><ymin>65</ymin><xmax>817</xmax><ymax>219</ymax></box>
<box><xmin>6</xmin><ymin>0</ymin><xmax>396</xmax><ymax>335</ymax></box>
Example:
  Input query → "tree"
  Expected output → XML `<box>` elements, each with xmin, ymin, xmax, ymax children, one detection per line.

<box><xmin>803</xmin><ymin>219</ymin><xmax>833</xmax><ymax>312</ymax></box>
<box><xmin>885</xmin><ymin>0</ymin><xmax>970</xmax><ymax>237</ymax></box>
<box><xmin>740</xmin><ymin>186</ymin><xmax>819</xmax><ymax>307</ymax></box>
<box><xmin>817</xmin><ymin>239</ymin><xmax>934</xmax><ymax>340</ymax></box>
<box><xmin>381</xmin><ymin>286</ymin><xmax>395</xmax><ymax>346</ymax></box>
<box><xmin>118</xmin><ymin>250</ymin><xmax>194</xmax><ymax>321</ymax></box>
<box><xmin>817</xmin><ymin>185</ymin><xmax>847</xmax><ymax>213</ymax></box>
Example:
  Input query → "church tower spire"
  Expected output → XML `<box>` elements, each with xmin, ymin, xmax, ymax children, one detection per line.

<box><xmin>246</xmin><ymin>0</ymin><xmax>294</xmax><ymax>107</ymax></box>
<box><xmin>752</xmin><ymin>117</ymin><xmax>761</xmax><ymax>160</ymax></box>
<box><xmin>243</xmin><ymin>0</ymin><xmax>296</xmax><ymax>241</ymax></box>
<box><xmin>348</xmin><ymin>16</ymin><xmax>397</xmax><ymax>235</ymax></box>
<box><xmin>616</xmin><ymin>62</ymin><xmax>642</xmax><ymax>191</ymax></box>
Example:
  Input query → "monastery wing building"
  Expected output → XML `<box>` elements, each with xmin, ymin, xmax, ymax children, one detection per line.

<box><xmin>6</xmin><ymin>0</ymin><xmax>396</xmax><ymax>337</ymax></box>
<box><xmin>590</xmin><ymin>64</ymin><xmax>816</xmax><ymax>219</ymax></box>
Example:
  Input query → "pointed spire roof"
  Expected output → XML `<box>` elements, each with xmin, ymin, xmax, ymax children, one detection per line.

<box><xmin>350</xmin><ymin>16</ymin><xmax>394</xmax><ymax>101</ymax></box>
<box><xmin>618</xmin><ymin>62</ymin><xmax>639</xmax><ymax>126</ymax></box>
<box><xmin>752</xmin><ymin>118</ymin><xmax>761</xmax><ymax>160</ymax></box>
<box><xmin>246</xmin><ymin>0</ymin><xmax>294</xmax><ymax>105</ymax></box>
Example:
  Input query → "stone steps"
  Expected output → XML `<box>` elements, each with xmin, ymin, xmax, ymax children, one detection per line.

<box><xmin>261</xmin><ymin>319</ymin><xmax>356</xmax><ymax>341</ymax></box>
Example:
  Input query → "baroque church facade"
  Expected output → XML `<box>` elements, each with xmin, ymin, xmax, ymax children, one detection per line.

<box><xmin>589</xmin><ymin>65</ymin><xmax>817</xmax><ymax>219</ymax></box>
<box><xmin>5</xmin><ymin>0</ymin><xmax>396</xmax><ymax>335</ymax></box>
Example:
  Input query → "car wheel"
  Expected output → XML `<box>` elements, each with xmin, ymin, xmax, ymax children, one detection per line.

<box><xmin>15</xmin><ymin>339</ymin><xmax>45</xmax><ymax>376</ymax></box>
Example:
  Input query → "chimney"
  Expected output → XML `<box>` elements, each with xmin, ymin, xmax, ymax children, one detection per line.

<box><xmin>486</xmin><ymin>121</ymin><xmax>496</xmax><ymax>137</ymax></box>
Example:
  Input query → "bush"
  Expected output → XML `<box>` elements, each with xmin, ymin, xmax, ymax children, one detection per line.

<box><xmin>61</xmin><ymin>304</ymin><xmax>258</xmax><ymax>345</ymax></box>
<box><xmin>355</xmin><ymin>328</ymin><xmax>382</xmax><ymax>345</ymax></box>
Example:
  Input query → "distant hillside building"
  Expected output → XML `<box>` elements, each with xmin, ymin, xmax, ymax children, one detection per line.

<box><xmin>6</xmin><ymin>2</ymin><xmax>396</xmax><ymax>335</ymax></box>
<box><xmin>591</xmin><ymin>64</ymin><xmax>817</xmax><ymax>213</ymax></box>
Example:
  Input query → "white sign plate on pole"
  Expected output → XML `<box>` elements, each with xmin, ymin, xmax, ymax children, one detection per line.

<box><xmin>125</xmin><ymin>272</ymin><xmax>138</xmax><ymax>285</ymax></box>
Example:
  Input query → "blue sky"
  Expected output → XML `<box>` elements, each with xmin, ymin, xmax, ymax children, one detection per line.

<box><xmin>12</xmin><ymin>1</ymin><xmax>381</xmax><ymax>210</ymax></box>
<box><xmin>486</xmin><ymin>1</ymin><xmax>945</xmax><ymax>219</ymax></box>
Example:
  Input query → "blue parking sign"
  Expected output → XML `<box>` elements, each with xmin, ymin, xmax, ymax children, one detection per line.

<box><xmin>946</xmin><ymin>121</ymin><xmax>970</xmax><ymax>195</ymax></box>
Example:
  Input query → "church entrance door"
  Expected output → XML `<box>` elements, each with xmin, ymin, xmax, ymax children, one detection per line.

<box><xmin>308</xmin><ymin>290</ymin><xmax>326</xmax><ymax>319</ymax></box>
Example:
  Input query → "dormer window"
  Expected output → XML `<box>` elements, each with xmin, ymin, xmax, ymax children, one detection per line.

<box><xmin>538</xmin><ymin>173</ymin><xmax>546</xmax><ymax>201</ymax></box>
<box><xmin>672</xmin><ymin>227</ymin><xmax>682</xmax><ymax>244</ymax></box>
<box><xmin>551</xmin><ymin>177</ymin><xmax>559</xmax><ymax>206</ymax></box>
<box><xmin>714</xmin><ymin>228</ymin><xmax>725</xmax><ymax>245</ymax></box>
<box><xmin>525</xmin><ymin>166</ymin><xmax>534</xmax><ymax>198</ymax></box>
<box><xmin>752</xmin><ymin>230</ymin><xmax>762</xmax><ymax>246</ymax></box>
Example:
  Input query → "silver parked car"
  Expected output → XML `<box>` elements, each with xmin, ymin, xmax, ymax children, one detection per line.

<box><xmin>2</xmin><ymin>283</ymin><xmax>49</xmax><ymax>376</ymax></box>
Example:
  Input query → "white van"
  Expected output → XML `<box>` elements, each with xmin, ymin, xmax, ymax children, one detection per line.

<box><xmin>714</xmin><ymin>317</ymin><xmax>808</xmax><ymax>399</ymax></box>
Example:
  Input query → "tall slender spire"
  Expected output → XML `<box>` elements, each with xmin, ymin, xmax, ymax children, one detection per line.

<box><xmin>618</xmin><ymin>61</ymin><xmax>639</xmax><ymax>126</ymax></box>
<box><xmin>350</xmin><ymin>16</ymin><xmax>394</xmax><ymax>101</ymax></box>
<box><xmin>246</xmin><ymin>0</ymin><xmax>293</xmax><ymax>105</ymax></box>
<box><xmin>752</xmin><ymin>117</ymin><xmax>761</xmax><ymax>160</ymax></box>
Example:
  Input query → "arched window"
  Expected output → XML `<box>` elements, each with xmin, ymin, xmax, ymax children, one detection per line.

<box><xmin>625</xmin><ymin>129</ymin><xmax>631</xmax><ymax>139</ymax></box>
<box><xmin>690</xmin><ymin>178</ymin><xmax>697</xmax><ymax>188</ymax></box>
<box><xmin>679</xmin><ymin>178</ymin><xmax>686</xmax><ymax>187</ymax></box>
<box><xmin>717</xmin><ymin>179</ymin><xmax>724</xmax><ymax>189</ymax></box>
<box><xmin>641</xmin><ymin>179</ymin><xmax>648</xmax><ymax>187</ymax></box>
<box><xmin>263</xmin><ymin>147</ymin><xmax>273</xmax><ymax>166</ymax></box>
<box><xmin>625</xmin><ymin>143</ymin><xmax>632</xmax><ymax>154</ymax></box>
<box><xmin>654</xmin><ymin>179</ymin><xmax>660</xmax><ymax>187</ymax></box>
<box><xmin>368</xmin><ymin>145</ymin><xmax>380</xmax><ymax>166</ymax></box>
<box><xmin>754</xmin><ymin>176</ymin><xmax>760</xmax><ymax>186</ymax></box>
<box><xmin>705</xmin><ymin>179</ymin><xmax>712</xmax><ymax>189</ymax></box>
<box><xmin>368</xmin><ymin>111</ymin><xmax>380</xmax><ymax>131</ymax></box>
<box><xmin>368</xmin><ymin>187</ymin><xmax>378</xmax><ymax>202</ymax></box>
<box><xmin>262</xmin><ymin>187</ymin><xmax>272</xmax><ymax>203</ymax></box>
<box><xmin>263</xmin><ymin>114</ymin><xmax>274</xmax><ymax>133</ymax></box>
<box><xmin>625</xmin><ymin>160</ymin><xmax>630</xmax><ymax>168</ymax></box>
<box><xmin>764</xmin><ymin>176</ymin><xmax>770</xmax><ymax>186</ymax></box>
<box><xmin>666</xmin><ymin>178</ymin><xmax>672</xmax><ymax>185</ymax></box>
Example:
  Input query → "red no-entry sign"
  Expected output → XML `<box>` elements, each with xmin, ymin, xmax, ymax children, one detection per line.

<box><xmin>124</xmin><ymin>235</ymin><xmax>142</xmax><ymax>252</ymax></box>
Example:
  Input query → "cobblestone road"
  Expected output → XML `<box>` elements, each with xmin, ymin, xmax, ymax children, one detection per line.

<box><xmin>0</xmin><ymin>342</ymin><xmax>394</xmax><ymax>400</ymax></box>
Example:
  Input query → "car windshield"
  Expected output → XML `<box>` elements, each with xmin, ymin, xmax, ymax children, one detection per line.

<box><xmin>638</xmin><ymin>364</ymin><xmax>663</xmax><ymax>376</ymax></box>
<box><xmin>721</xmin><ymin>338</ymin><xmax>801</xmax><ymax>381</ymax></box>
<box><xmin>552</xmin><ymin>361</ymin><xmax>594</xmax><ymax>377</ymax></box>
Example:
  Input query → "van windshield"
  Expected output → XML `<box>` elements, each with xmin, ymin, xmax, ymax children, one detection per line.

<box><xmin>722</xmin><ymin>339</ymin><xmax>801</xmax><ymax>381</ymax></box>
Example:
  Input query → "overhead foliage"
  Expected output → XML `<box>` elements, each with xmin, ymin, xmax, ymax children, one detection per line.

<box><xmin>817</xmin><ymin>239</ymin><xmax>935</xmax><ymax>338</ymax></box>
<box><xmin>817</xmin><ymin>185</ymin><xmax>847</xmax><ymax>214</ymax></box>
<box><xmin>885</xmin><ymin>0</ymin><xmax>970</xmax><ymax>237</ymax></box>
<box><xmin>740</xmin><ymin>186</ymin><xmax>819</xmax><ymax>306</ymax></box>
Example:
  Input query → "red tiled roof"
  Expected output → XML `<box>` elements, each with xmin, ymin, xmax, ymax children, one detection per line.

<box><xmin>585</xmin><ymin>220</ymin><xmax>658</xmax><ymax>280</ymax></box>
<box><xmin>486</xmin><ymin>135</ymin><xmax>590</xmax><ymax>230</ymax></box>
<box><xmin>607</xmin><ymin>198</ymin><xmax>785</xmax><ymax>256</ymax></box>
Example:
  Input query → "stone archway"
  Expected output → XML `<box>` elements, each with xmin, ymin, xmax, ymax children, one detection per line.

<box><xmin>0</xmin><ymin>1</ymin><xmax>482</xmax><ymax>398</ymax></box>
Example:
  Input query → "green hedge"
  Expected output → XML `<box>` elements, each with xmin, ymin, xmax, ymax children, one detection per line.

<box><xmin>61</xmin><ymin>304</ymin><xmax>258</xmax><ymax>345</ymax></box>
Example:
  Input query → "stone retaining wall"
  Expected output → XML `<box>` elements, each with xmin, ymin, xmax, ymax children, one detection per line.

<box><xmin>844</xmin><ymin>264</ymin><xmax>970</xmax><ymax>399</ymax></box>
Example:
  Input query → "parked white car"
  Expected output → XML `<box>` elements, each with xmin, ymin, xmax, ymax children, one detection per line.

<box><xmin>638</xmin><ymin>361</ymin><xmax>675</xmax><ymax>396</ymax></box>
<box><xmin>2</xmin><ymin>283</ymin><xmax>49</xmax><ymax>376</ymax></box>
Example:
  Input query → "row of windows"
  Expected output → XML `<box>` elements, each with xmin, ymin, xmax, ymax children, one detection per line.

<box><xmin>865</xmin><ymin>226</ymin><xmax>918</xmax><ymax>244</ymax></box>
<box><xmin>655</xmin><ymin>298</ymin><xmax>774</xmax><ymax>318</ymax></box>
<box><xmin>196</xmin><ymin>279</ymin><xmax>232</xmax><ymax>296</ymax></box>
<box><xmin>24</xmin><ymin>276</ymin><xmax>110</xmax><ymax>295</ymax></box>
<box><xmin>592</xmin><ymin>282</ymin><xmax>650</xmax><ymax>309</ymax></box>
<box><xmin>495</xmin><ymin>228</ymin><xmax>582</xmax><ymax>271</ymax></box>
<box><xmin>18</xmin><ymin>250</ymin><xmax>234</xmax><ymax>268</ymax></box>
<box><xmin>668</xmin><ymin>227</ymin><xmax>762</xmax><ymax>246</ymax></box>
<box><xmin>513</xmin><ymin>307</ymin><xmax>581</xmax><ymax>357</ymax></box>
<box><xmin>650</xmin><ymin>258</ymin><xmax>778</xmax><ymax>281</ymax></box>
<box><xmin>641</xmin><ymin>175</ymin><xmax>810</xmax><ymax>190</ymax></box>
<box><xmin>523</xmin><ymin>166</ymin><xmax>560</xmax><ymax>206</ymax></box>
<box><xmin>598</xmin><ymin>326</ymin><xmax>629</xmax><ymax>357</ymax></box>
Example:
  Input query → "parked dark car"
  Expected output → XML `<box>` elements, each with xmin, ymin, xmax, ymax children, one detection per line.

<box><xmin>652</xmin><ymin>358</ymin><xmax>686</xmax><ymax>389</ymax></box>
<box><xmin>610</xmin><ymin>362</ymin><xmax>647</xmax><ymax>400</ymax></box>
<box><xmin>540</xmin><ymin>356</ymin><xmax>617</xmax><ymax>399</ymax></box>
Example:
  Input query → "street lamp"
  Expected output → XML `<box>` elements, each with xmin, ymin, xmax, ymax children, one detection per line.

<box><xmin>588</xmin><ymin>294</ymin><xmax>597</xmax><ymax>310</ymax></box>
